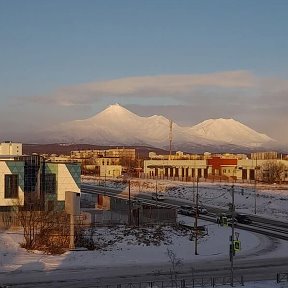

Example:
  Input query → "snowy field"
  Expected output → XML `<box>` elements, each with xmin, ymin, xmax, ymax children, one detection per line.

<box><xmin>1</xmin><ymin>177</ymin><xmax>288</xmax><ymax>287</ymax></box>
<box><xmin>84</xmin><ymin>177</ymin><xmax>288</xmax><ymax>221</ymax></box>
<box><xmin>1</xmin><ymin>222</ymin><xmax>288</xmax><ymax>287</ymax></box>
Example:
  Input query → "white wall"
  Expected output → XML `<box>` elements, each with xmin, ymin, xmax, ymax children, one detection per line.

<box><xmin>0</xmin><ymin>142</ymin><xmax>22</xmax><ymax>156</ymax></box>
<box><xmin>0</xmin><ymin>162</ymin><xmax>24</xmax><ymax>206</ymax></box>
<box><xmin>57</xmin><ymin>164</ymin><xmax>80</xmax><ymax>201</ymax></box>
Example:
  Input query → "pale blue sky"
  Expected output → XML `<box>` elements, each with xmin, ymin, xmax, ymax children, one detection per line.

<box><xmin>0</xmin><ymin>0</ymin><xmax>287</xmax><ymax>143</ymax></box>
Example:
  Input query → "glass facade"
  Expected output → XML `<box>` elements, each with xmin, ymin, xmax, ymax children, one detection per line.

<box><xmin>44</xmin><ymin>173</ymin><xmax>56</xmax><ymax>194</ymax></box>
<box><xmin>9</xmin><ymin>154</ymin><xmax>80</xmax><ymax>211</ymax></box>
<box><xmin>16</xmin><ymin>154</ymin><xmax>41</xmax><ymax>193</ymax></box>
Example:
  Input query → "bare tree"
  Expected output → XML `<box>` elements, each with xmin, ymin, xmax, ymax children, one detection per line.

<box><xmin>260</xmin><ymin>161</ymin><xmax>287</xmax><ymax>184</ymax></box>
<box><xmin>166</xmin><ymin>248</ymin><xmax>183</xmax><ymax>287</ymax></box>
<box><xmin>1</xmin><ymin>211</ymin><xmax>15</xmax><ymax>229</ymax></box>
<box><xmin>14</xmin><ymin>197</ymin><xmax>70</xmax><ymax>254</ymax></box>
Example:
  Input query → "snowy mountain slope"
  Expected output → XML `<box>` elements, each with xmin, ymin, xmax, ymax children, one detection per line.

<box><xmin>190</xmin><ymin>118</ymin><xmax>275</xmax><ymax>147</ymax></box>
<box><xmin>44</xmin><ymin>104</ymin><xmax>212</xmax><ymax>146</ymax></box>
<box><xmin>42</xmin><ymin>104</ymin><xmax>276</xmax><ymax>150</ymax></box>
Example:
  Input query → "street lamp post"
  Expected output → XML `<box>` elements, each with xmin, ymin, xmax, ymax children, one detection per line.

<box><xmin>128</xmin><ymin>179</ymin><xmax>131</xmax><ymax>225</ymax></box>
<box><xmin>156</xmin><ymin>178</ymin><xmax>159</xmax><ymax>222</ymax></box>
<box><xmin>254</xmin><ymin>178</ymin><xmax>257</xmax><ymax>215</ymax></box>
<box><xmin>192</xmin><ymin>176</ymin><xmax>195</xmax><ymax>203</ymax></box>
<box><xmin>253</xmin><ymin>157</ymin><xmax>259</xmax><ymax>215</ymax></box>
<box><xmin>104</xmin><ymin>160</ymin><xmax>107</xmax><ymax>189</ymax></box>
<box><xmin>230</xmin><ymin>185</ymin><xmax>235</xmax><ymax>287</ymax></box>
<box><xmin>192</xmin><ymin>158</ymin><xmax>196</xmax><ymax>203</ymax></box>
<box><xmin>254</xmin><ymin>164</ymin><xmax>259</xmax><ymax>215</ymax></box>
<box><xmin>194</xmin><ymin>177</ymin><xmax>199</xmax><ymax>255</ymax></box>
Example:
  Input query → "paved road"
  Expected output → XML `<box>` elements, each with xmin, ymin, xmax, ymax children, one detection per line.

<box><xmin>81</xmin><ymin>183</ymin><xmax>288</xmax><ymax>240</ymax></box>
<box><xmin>2</xmin><ymin>256</ymin><xmax>288</xmax><ymax>287</ymax></box>
<box><xmin>2</xmin><ymin>183</ymin><xmax>287</xmax><ymax>287</ymax></box>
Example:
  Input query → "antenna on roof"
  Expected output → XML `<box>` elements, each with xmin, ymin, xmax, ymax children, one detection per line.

<box><xmin>169</xmin><ymin>120</ymin><xmax>173</xmax><ymax>160</ymax></box>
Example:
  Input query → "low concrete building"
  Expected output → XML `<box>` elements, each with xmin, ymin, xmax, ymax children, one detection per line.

<box><xmin>144</xmin><ymin>158</ymin><xmax>208</xmax><ymax>179</ymax></box>
<box><xmin>143</xmin><ymin>152</ymin><xmax>288</xmax><ymax>182</ymax></box>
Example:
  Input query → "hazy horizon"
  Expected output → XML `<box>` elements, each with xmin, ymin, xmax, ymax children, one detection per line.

<box><xmin>0</xmin><ymin>1</ymin><xmax>287</xmax><ymax>144</ymax></box>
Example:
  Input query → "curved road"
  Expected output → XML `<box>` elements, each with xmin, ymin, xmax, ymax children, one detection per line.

<box><xmin>1</xmin><ymin>183</ymin><xmax>288</xmax><ymax>287</ymax></box>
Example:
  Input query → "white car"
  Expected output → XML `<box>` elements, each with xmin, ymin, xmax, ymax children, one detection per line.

<box><xmin>152</xmin><ymin>193</ymin><xmax>165</xmax><ymax>201</ymax></box>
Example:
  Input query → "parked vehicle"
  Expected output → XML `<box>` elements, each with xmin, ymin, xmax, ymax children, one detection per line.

<box><xmin>152</xmin><ymin>193</ymin><xmax>165</xmax><ymax>201</ymax></box>
<box><xmin>198</xmin><ymin>206</ymin><xmax>208</xmax><ymax>215</ymax></box>
<box><xmin>178</xmin><ymin>205</ymin><xmax>196</xmax><ymax>216</ymax></box>
<box><xmin>235</xmin><ymin>214</ymin><xmax>252</xmax><ymax>224</ymax></box>
<box><xmin>216</xmin><ymin>212</ymin><xmax>252</xmax><ymax>225</ymax></box>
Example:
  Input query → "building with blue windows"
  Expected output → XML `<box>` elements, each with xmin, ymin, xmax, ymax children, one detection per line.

<box><xmin>0</xmin><ymin>154</ymin><xmax>81</xmax><ymax>211</ymax></box>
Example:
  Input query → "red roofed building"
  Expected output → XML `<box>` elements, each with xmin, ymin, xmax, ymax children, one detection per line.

<box><xmin>207</xmin><ymin>157</ymin><xmax>238</xmax><ymax>180</ymax></box>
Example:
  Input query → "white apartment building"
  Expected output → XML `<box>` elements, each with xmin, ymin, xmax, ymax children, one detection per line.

<box><xmin>0</xmin><ymin>141</ymin><xmax>22</xmax><ymax>156</ymax></box>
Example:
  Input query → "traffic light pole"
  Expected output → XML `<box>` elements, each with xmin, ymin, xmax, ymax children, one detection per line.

<box><xmin>194</xmin><ymin>177</ymin><xmax>199</xmax><ymax>255</ymax></box>
<box><xmin>156</xmin><ymin>179</ymin><xmax>159</xmax><ymax>222</ymax></box>
<box><xmin>230</xmin><ymin>184</ymin><xmax>235</xmax><ymax>287</ymax></box>
<box><xmin>128</xmin><ymin>179</ymin><xmax>131</xmax><ymax>225</ymax></box>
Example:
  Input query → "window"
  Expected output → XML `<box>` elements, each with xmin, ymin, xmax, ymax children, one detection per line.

<box><xmin>43</xmin><ymin>173</ymin><xmax>56</xmax><ymax>194</ymax></box>
<box><xmin>5</xmin><ymin>174</ymin><xmax>18</xmax><ymax>198</ymax></box>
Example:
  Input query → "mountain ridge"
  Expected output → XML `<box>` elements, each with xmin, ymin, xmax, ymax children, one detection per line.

<box><xmin>37</xmin><ymin>104</ymin><xmax>276</xmax><ymax>153</ymax></box>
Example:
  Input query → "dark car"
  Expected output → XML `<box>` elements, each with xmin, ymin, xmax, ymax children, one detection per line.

<box><xmin>235</xmin><ymin>214</ymin><xmax>252</xmax><ymax>224</ymax></box>
<box><xmin>178</xmin><ymin>205</ymin><xmax>196</xmax><ymax>216</ymax></box>
<box><xmin>198</xmin><ymin>206</ymin><xmax>208</xmax><ymax>215</ymax></box>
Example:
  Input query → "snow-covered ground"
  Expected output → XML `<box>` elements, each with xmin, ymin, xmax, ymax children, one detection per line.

<box><xmin>237</xmin><ymin>281</ymin><xmax>288</xmax><ymax>288</ymax></box>
<box><xmin>1</xmin><ymin>220</ymin><xmax>288</xmax><ymax>287</ymax></box>
<box><xmin>1</xmin><ymin>177</ymin><xmax>288</xmax><ymax>287</ymax></box>
<box><xmin>85</xmin><ymin>177</ymin><xmax>288</xmax><ymax>221</ymax></box>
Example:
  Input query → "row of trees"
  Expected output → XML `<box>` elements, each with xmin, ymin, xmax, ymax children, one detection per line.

<box><xmin>258</xmin><ymin>161</ymin><xmax>288</xmax><ymax>184</ymax></box>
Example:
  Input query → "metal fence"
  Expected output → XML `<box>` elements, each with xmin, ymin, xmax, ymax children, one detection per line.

<box><xmin>277</xmin><ymin>272</ymin><xmax>288</xmax><ymax>283</ymax></box>
<box><xmin>93</xmin><ymin>275</ymin><xmax>244</xmax><ymax>288</ymax></box>
<box><xmin>0</xmin><ymin>211</ymin><xmax>20</xmax><ymax>229</ymax></box>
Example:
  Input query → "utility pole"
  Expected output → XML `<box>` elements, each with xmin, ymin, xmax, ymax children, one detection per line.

<box><xmin>192</xmin><ymin>158</ymin><xmax>196</xmax><ymax>203</ymax></box>
<box><xmin>104</xmin><ymin>160</ymin><xmax>107</xmax><ymax>189</ymax></box>
<box><xmin>128</xmin><ymin>179</ymin><xmax>132</xmax><ymax>225</ymax></box>
<box><xmin>169</xmin><ymin>120</ymin><xmax>173</xmax><ymax>160</ymax></box>
<box><xmin>230</xmin><ymin>185</ymin><xmax>235</xmax><ymax>287</ymax></box>
<box><xmin>194</xmin><ymin>177</ymin><xmax>199</xmax><ymax>255</ymax></box>
<box><xmin>254</xmin><ymin>178</ymin><xmax>257</xmax><ymax>214</ymax></box>
<box><xmin>156</xmin><ymin>179</ymin><xmax>159</xmax><ymax>222</ymax></box>
<box><xmin>254</xmin><ymin>156</ymin><xmax>258</xmax><ymax>214</ymax></box>
<box><xmin>192</xmin><ymin>178</ymin><xmax>195</xmax><ymax>203</ymax></box>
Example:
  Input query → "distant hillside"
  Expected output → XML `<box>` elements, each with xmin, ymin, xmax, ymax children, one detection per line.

<box><xmin>23</xmin><ymin>143</ymin><xmax>170</xmax><ymax>158</ymax></box>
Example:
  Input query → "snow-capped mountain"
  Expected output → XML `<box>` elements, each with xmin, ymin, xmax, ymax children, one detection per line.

<box><xmin>40</xmin><ymin>104</ymin><xmax>276</xmax><ymax>152</ymax></box>
<box><xmin>190</xmin><ymin>118</ymin><xmax>274</xmax><ymax>148</ymax></box>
